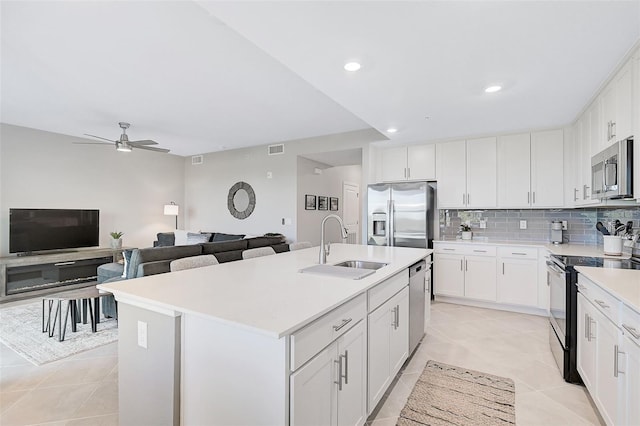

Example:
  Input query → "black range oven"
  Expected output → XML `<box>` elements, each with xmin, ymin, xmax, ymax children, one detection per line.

<box><xmin>547</xmin><ymin>254</ymin><xmax>640</xmax><ymax>383</ymax></box>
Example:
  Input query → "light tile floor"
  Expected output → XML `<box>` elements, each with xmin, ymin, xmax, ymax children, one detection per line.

<box><xmin>0</xmin><ymin>301</ymin><xmax>602</xmax><ymax>425</ymax></box>
<box><xmin>367</xmin><ymin>301</ymin><xmax>603</xmax><ymax>425</ymax></box>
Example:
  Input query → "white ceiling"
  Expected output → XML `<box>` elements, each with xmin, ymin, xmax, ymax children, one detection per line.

<box><xmin>2</xmin><ymin>1</ymin><xmax>639</xmax><ymax>157</ymax></box>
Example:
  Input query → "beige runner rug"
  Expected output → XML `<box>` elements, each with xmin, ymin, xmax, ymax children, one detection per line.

<box><xmin>397</xmin><ymin>360</ymin><xmax>516</xmax><ymax>426</ymax></box>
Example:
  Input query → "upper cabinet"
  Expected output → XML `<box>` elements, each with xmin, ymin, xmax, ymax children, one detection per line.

<box><xmin>436</xmin><ymin>138</ymin><xmax>497</xmax><ymax>209</ymax></box>
<box><xmin>600</xmin><ymin>60</ymin><xmax>634</xmax><ymax>150</ymax></box>
<box><xmin>379</xmin><ymin>144</ymin><xmax>436</xmax><ymax>182</ymax></box>
<box><xmin>497</xmin><ymin>131</ymin><xmax>564</xmax><ymax>208</ymax></box>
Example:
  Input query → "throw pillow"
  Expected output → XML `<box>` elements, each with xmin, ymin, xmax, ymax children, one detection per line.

<box><xmin>174</xmin><ymin>229</ymin><xmax>191</xmax><ymax>246</ymax></box>
<box><xmin>187</xmin><ymin>232</ymin><xmax>210</xmax><ymax>245</ymax></box>
<box><xmin>212</xmin><ymin>232</ymin><xmax>245</xmax><ymax>242</ymax></box>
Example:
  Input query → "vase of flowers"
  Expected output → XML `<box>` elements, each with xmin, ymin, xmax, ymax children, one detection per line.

<box><xmin>110</xmin><ymin>231</ymin><xmax>124</xmax><ymax>249</ymax></box>
<box><xmin>460</xmin><ymin>224</ymin><xmax>473</xmax><ymax>240</ymax></box>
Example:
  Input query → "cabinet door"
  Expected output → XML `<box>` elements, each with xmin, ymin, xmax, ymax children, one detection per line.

<box><xmin>615</xmin><ymin>61</ymin><xmax>633</xmax><ymax>141</ymax></box>
<box><xmin>577</xmin><ymin>294</ymin><xmax>596</xmax><ymax>391</ymax></box>
<box><xmin>434</xmin><ymin>253</ymin><xmax>464</xmax><ymax>297</ymax></box>
<box><xmin>464</xmin><ymin>255</ymin><xmax>497</xmax><ymax>302</ymax></box>
<box><xmin>407</xmin><ymin>144</ymin><xmax>436</xmax><ymax>180</ymax></box>
<box><xmin>466</xmin><ymin>137</ymin><xmax>497</xmax><ymax>208</ymax></box>
<box><xmin>337</xmin><ymin>321</ymin><xmax>367</xmax><ymax>426</ymax></box>
<box><xmin>593</xmin><ymin>307</ymin><xmax>620</xmax><ymax>426</ymax></box>
<box><xmin>380</xmin><ymin>147</ymin><xmax>408</xmax><ymax>182</ymax></box>
<box><xmin>389</xmin><ymin>287</ymin><xmax>409</xmax><ymax>377</ymax></box>
<box><xmin>621</xmin><ymin>336</ymin><xmax>640</xmax><ymax>426</ymax></box>
<box><xmin>367</xmin><ymin>299</ymin><xmax>392</xmax><ymax>411</ymax></box>
<box><xmin>290</xmin><ymin>342</ymin><xmax>337</xmax><ymax>426</ymax></box>
<box><xmin>531</xmin><ymin>129</ymin><xmax>564</xmax><ymax>208</ymax></box>
<box><xmin>497</xmin><ymin>133</ymin><xmax>531</xmax><ymax>208</ymax></box>
<box><xmin>436</xmin><ymin>140</ymin><xmax>466</xmax><ymax>208</ymax></box>
<box><xmin>497</xmin><ymin>259</ymin><xmax>538</xmax><ymax>307</ymax></box>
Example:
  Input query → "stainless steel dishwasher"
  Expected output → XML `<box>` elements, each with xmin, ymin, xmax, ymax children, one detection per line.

<box><xmin>409</xmin><ymin>259</ymin><xmax>426</xmax><ymax>355</ymax></box>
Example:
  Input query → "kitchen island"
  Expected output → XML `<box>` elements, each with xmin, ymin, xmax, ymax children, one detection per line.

<box><xmin>98</xmin><ymin>243</ymin><xmax>430</xmax><ymax>425</ymax></box>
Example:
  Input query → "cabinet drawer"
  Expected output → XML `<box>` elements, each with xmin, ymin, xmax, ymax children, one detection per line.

<box><xmin>368</xmin><ymin>269</ymin><xmax>409</xmax><ymax>312</ymax></box>
<box><xmin>290</xmin><ymin>293</ymin><xmax>366</xmax><ymax>371</ymax></box>
<box><xmin>434</xmin><ymin>243</ymin><xmax>465</xmax><ymax>254</ymax></box>
<box><xmin>621</xmin><ymin>304</ymin><xmax>640</xmax><ymax>346</ymax></box>
<box><xmin>578</xmin><ymin>275</ymin><xmax>621</xmax><ymax>324</ymax></box>
<box><xmin>465</xmin><ymin>246</ymin><xmax>496</xmax><ymax>256</ymax></box>
<box><xmin>497</xmin><ymin>246</ymin><xmax>538</xmax><ymax>259</ymax></box>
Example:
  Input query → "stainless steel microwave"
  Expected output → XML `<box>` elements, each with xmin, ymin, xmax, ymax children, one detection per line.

<box><xmin>591</xmin><ymin>138</ymin><xmax>634</xmax><ymax>200</ymax></box>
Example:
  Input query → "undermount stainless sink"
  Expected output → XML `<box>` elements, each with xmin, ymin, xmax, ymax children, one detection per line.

<box><xmin>333</xmin><ymin>260</ymin><xmax>388</xmax><ymax>271</ymax></box>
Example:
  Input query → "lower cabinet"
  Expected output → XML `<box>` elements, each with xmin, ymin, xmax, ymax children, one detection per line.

<box><xmin>464</xmin><ymin>255</ymin><xmax>497</xmax><ymax>301</ymax></box>
<box><xmin>621</xmin><ymin>332</ymin><xmax>640</xmax><ymax>425</ymax></box>
<box><xmin>577</xmin><ymin>293</ymin><xmax>596</xmax><ymax>391</ymax></box>
<box><xmin>433</xmin><ymin>246</ymin><xmax>496</xmax><ymax>302</ymax></box>
<box><xmin>497</xmin><ymin>258</ymin><xmax>538</xmax><ymax>307</ymax></box>
<box><xmin>291</xmin><ymin>320</ymin><xmax>367</xmax><ymax>426</ymax></box>
<box><xmin>368</xmin><ymin>287</ymin><xmax>409</xmax><ymax>411</ymax></box>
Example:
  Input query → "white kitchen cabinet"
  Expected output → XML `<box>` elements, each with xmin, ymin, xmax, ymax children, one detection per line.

<box><xmin>497</xmin><ymin>247</ymin><xmax>538</xmax><ymax>307</ymax></box>
<box><xmin>379</xmin><ymin>144</ymin><xmax>436</xmax><ymax>182</ymax></box>
<box><xmin>436</xmin><ymin>138</ymin><xmax>496</xmax><ymax>209</ymax></box>
<box><xmin>436</xmin><ymin>140</ymin><xmax>467</xmax><ymax>208</ymax></box>
<box><xmin>291</xmin><ymin>320</ymin><xmax>367</xmax><ymax>426</ymax></box>
<box><xmin>577</xmin><ymin>293</ymin><xmax>597</xmax><ymax>391</ymax></box>
<box><xmin>537</xmin><ymin>249</ymin><xmax>550</xmax><ymax>312</ymax></box>
<box><xmin>433</xmin><ymin>244</ymin><xmax>496</xmax><ymax>302</ymax></box>
<box><xmin>601</xmin><ymin>60</ymin><xmax>634</xmax><ymax>149</ymax></box>
<box><xmin>497</xmin><ymin>133</ymin><xmax>531</xmax><ymax>208</ymax></box>
<box><xmin>530</xmin><ymin>129</ymin><xmax>564</xmax><ymax>208</ymax></box>
<box><xmin>464</xmin><ymin>255</ymin><xmax>497</xmax><ymax>302</ymax></box>
<box><xmin>591</xmin><ymin>305</ymin><xmax>620</xmax><ymax>426</ymax></box>
<box><xmin>368</xmin><ymin>287</ymin><xmax>409</xmax><ymax>412</ymax></box>
<box><xmin>620</xmin><ymin>332</ymin><xmax>640</xmax><ymax>426</ymax></box>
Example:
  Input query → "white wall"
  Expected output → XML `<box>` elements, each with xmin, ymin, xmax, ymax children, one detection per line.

<box><xmin>296</xmin><ymin>157</ymin><xmax>361</xmax><ymax>246</ymax></box>
<box><xmin>0</xmin><ymin>124</ymin><xmax>185</xmax><ymax>255</ymax></box>
<box><xmin>183</xmin><ymin>128</ymin><xmax>384</xmax><ymax>242</ymax></box>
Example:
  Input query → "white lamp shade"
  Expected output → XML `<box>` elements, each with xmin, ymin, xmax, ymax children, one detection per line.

<box><xmin>164</xmin><ymin>204</ymin><xmax>179</xmax><ymax>216</ymax></box>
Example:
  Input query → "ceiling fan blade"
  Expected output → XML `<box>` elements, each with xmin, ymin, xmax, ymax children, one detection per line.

<box><xmin>73</xmin><ymin>141</ymin><xmax>113</xmax><ymax>146</ymax></box>
<box><xmin>129</xmin><ymin>139</ymin><xmax>158</xmax><ymax>145</ymax></box>
<box><xmin>136</xmin><ymin>145</ymin><xmax>170</xmax><ymax>153</ymax></box>
<box><xmin>83</xmin><ymin>133</ymin><xmax>116</xmax><ymax>143</ymax></box>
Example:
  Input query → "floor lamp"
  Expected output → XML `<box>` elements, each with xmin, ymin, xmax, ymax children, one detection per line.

<box><xmin>164</xmin><ymin>202</ymin><xmax>179</xmax><ymax>229</ymax></box>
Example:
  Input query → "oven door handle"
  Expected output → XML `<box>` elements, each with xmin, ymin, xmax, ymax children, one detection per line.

<box><xmin>546</xmin><ymin>261</ymin><xmax>564</xmax><ymax>275</ymax></box>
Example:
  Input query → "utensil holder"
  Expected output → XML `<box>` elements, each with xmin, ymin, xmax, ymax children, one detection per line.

<box><xmin>603</xmin><ymin>236</ymin><xmax>623</xmax><ymax>255</ymax></box>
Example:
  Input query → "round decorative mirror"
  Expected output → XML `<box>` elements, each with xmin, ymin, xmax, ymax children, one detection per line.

<box><xmin>227</xmin><ymin>181</ymin><xmax>256</xmax><ymax>219</ymax></box>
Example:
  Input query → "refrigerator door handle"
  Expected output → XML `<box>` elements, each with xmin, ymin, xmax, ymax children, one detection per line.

<box><xmin>386</xmin><ymin>200</ymin><xmax>392</xmax><ymax>246</ymax></box>
<box><xmin>389</xmin><ymin>200</ymin><xmax>395</xmax><ymax>247</ymax></box>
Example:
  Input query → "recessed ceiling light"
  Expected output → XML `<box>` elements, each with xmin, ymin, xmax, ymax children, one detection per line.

<box><xmin>386</xmin><ymin>127</ymin><xmax>398</xmax><ymax>133</ymax></box>
<box><xmin>344</xmin><ymin>62</ymin><xmax>361</xmax><ymax>72</ymax></box>
<box><xmin>485</xmin><ymin>85</ymin><xmax>502</xmax><ymax>93</ymax></box>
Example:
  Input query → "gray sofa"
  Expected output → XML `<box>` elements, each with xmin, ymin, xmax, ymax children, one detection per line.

<box><xmin>98</xmin><ymin>234</ymin><xmax>289</xmax><ymax>318</ymax></box>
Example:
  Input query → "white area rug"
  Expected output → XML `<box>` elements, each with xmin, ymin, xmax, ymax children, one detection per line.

<box><xmin>0</xmin><ymin>301</ymin><xmax>118</xmax><ymax>365</ymax></box>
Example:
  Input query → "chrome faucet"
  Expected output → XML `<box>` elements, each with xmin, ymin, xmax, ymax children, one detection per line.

<box><xmin>319</xmin><ymin>214</ymin><xmax>348</xmax><ymax>264</ymax></box>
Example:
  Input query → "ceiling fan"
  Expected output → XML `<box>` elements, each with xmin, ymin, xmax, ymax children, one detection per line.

<box><xmin>76</xmin><ymin>122</ymin><xmax>170</xmax><ymax>153</ymax></box>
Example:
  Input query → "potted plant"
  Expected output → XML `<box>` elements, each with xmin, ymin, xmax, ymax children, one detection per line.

<box><xmin>460</xmin><ymin>224</ymin><xmax>472</xmax><ymax>240</ymax></box>
<box><xmin>110</xmin><ymin>231</ymin><xmax>124</xmax><ymax>249</ymax></box>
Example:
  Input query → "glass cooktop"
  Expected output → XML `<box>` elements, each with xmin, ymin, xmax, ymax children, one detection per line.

<box><xmin>552</xmin><ymin>254</ymin><xmax>640</xmax><ymax>270</ymax></box>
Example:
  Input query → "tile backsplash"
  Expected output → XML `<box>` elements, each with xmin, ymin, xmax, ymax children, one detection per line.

<box><xmin>439</xmin><ymin>207</ymin><xmax>640</xmax><ymax>245</ymax></box>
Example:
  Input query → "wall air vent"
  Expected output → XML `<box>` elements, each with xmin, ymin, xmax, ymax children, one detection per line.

<box><xmin>268</xmin><ymin>144</ymin><xmax>284</xmax><ymax>156</ymax></box>
<box><xmin>191</xmin><ymin>155</ymin><xmax>203</xmax><ymax>165</ymax></box>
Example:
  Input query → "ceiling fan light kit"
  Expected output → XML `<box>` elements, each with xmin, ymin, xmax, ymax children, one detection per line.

<box><xmin>77</xmin><ymin>122</ymin><xmax>170</xmax><ymax>153</ymax></box>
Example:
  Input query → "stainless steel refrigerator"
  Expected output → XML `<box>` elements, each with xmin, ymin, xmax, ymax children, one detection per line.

<box><xmin>367</xmin><ymin>182</ymin><xmax>434</xmax><ymax>249</ymax></box>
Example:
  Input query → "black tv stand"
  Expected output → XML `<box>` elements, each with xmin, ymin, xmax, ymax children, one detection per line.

<box><xmin>0</xmin><ymin>248</ymin><xmax>121</xmax><ymax>303</ymax></box>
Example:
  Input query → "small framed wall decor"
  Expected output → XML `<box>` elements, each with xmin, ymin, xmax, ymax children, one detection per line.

<box><xmin>318</xmin><ymin>196</ymin><xmax>328</xmax><ymax>211</ymax></box>
<box><xmin>330</xmin><ymin>197</ymin><xmax>338</xmax><ymax>211</ymax></box>
<box><xmin>305</xmin><ymin>194</ymin><xmax>317</xmax><ymax>210</ymax></box>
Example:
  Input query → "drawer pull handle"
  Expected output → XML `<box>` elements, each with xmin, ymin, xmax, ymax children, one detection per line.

<box><xmin>594</xmin><ymin>299</ymin><xmax>610</xmax><ymax>309</ymax></box>
<box><xmin>473</xmin><ymin>250</ymin><xmax>487</xmax><ymax>253</ymax></box>
<box><xmin>443</xmin><ymin>248</ymin><xmax>455</xmax><ymax>251</ymax></box>
<box><xmin>622</xmin><ymin>324</ymin><xmax>640</xmax><ymax>340</ymax></box>
<box><xmin>54</xmin><ymin>261</ymin><xmax>76</xmax><ymax>266</ymax></box>
<box><xmin>333</xmin><ymin>318</ymin><xmax>352</xmax><ymax>331</ymax></box>
<box><xmin>511</xmin><ymin>252</ymin><xmax>527</xmax><ymax>256</ymax></box>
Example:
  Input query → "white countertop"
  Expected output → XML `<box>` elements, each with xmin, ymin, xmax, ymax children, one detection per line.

<box><xmin>97</xmin><ymin>244</ymin><xmax>431</xmax><ymax>339</ymax></box>
<box><xmin>434</xmin><ymin>239</ymin><xmax>631</xmax><ymax>259</ymax></box>
<box><xmin>575</xmin><ymin>266</ymin><xmax>640</xmax><ymax>314</ymax></box>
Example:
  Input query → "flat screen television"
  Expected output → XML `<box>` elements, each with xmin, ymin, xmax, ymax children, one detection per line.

<box><xmin>9</xmin><ymin>208</ymin><xmax>100</xmax><ymax>254</ymax></box>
